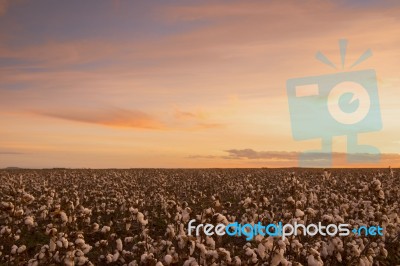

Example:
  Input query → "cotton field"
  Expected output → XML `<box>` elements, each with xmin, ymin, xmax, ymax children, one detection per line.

<box><xmin>0</xmin><ymin>168</ymin><xmax>399</xmax><ymax>266</ymax></box>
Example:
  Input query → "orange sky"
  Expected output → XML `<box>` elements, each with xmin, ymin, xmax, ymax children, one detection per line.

<box><xmin>1</xmin><ymin>0</ymin><xmax>400</xmax><ymax>168</ymax></box>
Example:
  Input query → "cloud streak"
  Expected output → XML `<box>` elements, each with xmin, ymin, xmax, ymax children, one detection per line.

<box><xmin>223</xmin><ymin>149</ymin><xmax>400</xmax><ymax>162</ymax></box>
<box><xmin>34</xmin><ymin>107</ymin><xmax>165</xmax><ymax>130</ymax></box>
<box><xmin>0</xmin><ymin>151</ymin><xmax>24</xmax><ymax>155</ymax></box>
<box><xmin>188</xmin><ymin>149</ymin><xmax>400</xmax><ymax>167</ymax></box>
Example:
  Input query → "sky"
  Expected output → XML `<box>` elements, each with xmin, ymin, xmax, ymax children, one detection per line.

<box><xmin>1</xmin><ymin>0</ymin><xmax>400</xmax><ymax>168</ymax></box>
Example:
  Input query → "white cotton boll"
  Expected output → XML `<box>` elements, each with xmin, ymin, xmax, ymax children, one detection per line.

<box><xmin>183</xmin><ymin>257</ymin><xmax>197</xmax><ymax>266</ymax></box>
<box><xmin>336</xmin><ymin>252</ymin><xmax>342</xmax><ymax>262</ymax></box>
<box><xmin>23</xmin><ymin>193</ymin><xmax>35</xmax><ymax>204</ymax></box>
<box><xmin>141</xmin><ymin>253</ymin><xmax>148</xmax><ymax>262</ymax></box>
<box><xmin>233</xmin><ymin>256</ymin><xmax>241</xmax><ymax>265</ymax></box>
<box><xmin>56</xmin><ymin>240</ymin><xmax>63</xmax><ymax>248</ymax></box>
<box><xmin>106</xmin><ymin>253</ymin><xmax>113</xmax><ymax>263</ymax></box>
<box><xmin>116</xmin><ymin>238</ymin><xmax>123</xmax><ymax>252</ymax></box>
<box><xmin>25</xmin><ymin>216</ymin><xmax>34</xmax><ymax>226</ymax></box>
<box><xmin>76</xmin><ymin>256</ymin><xmax>88</xmax><ymax>265</ymax></box>
<box><xmin>164</xmin><ymin>254</ymin><xmax>173</xmax><ymax>265</ymax></box>
<box><xmin>254</xmin><ymin>234</ymin><xmax>263</xmax><ymax>243</ymax></box>
<box><xmin>307</xmin><ymin>255</ymin><xmax>323</xmax><ymax>266</ymax></box>
<box><xmin>137</xmin><ymin>212</ymin><xmax>148</xmax><ymax>226</ymax></box>
<box><xmin>205</xmin><ymin>208</ymin><xmax>213</xmax><ymax>214</ymax></box>
<box><xmin>60</xmin><ymin>212</ymin><xmax>68</xmax><ymax>223</ymax></box>
<box><xmin>101</xmin><ymin>226</ymin><xmax>111</xmax><ymax>233</ymax></box>
<box><xmin>39</xmin><ymin>251</ymin><xmax>45</xmax><ymax>259</ymax></box>
<box><xmin>257</xmin><ymin>243</ymin><xmax>266</xmax><ymax>259</ymax></box>
<box><xmin>28</xmin><ymin>259</ymin><xmax>39</xmax><ymax>266</ymax></box>
<box><xmin>286</xmin><ymin>196</ymin><xmax>295</xmax><ymax>204</ymax></box>
<box><xmin>245</xmin><ymin>247</ymin><xmax>254</xmax><ymax>256</ymax></box>
<box><xmin>271</xmin><ymin>251</ymin><xmax>284</xmax><ymax>266</ymax></box>
<box><xmin>130</xmin><ymin>207</ymin><xmax>138</xmax><ymax>214</ymax></box>
<box><xmin>75</xmin><ymin>250</ymin><xmax>83</xmax><ymax>257</ymax></box>
<box><xmin>53</xmin><ymin>251</ymin><xmax>61</xmax><ymax>262</ymax></box>
<box><xmin>92</xmin><ymin>223</ymin><xmax>99</xmax><ymax>232</ymax></box>
<box><xmin>217</xmin><ymin>248</ymin><xmax>231</xmax><ymax>262</ymax></box>
<box><xmin>49</xmin><ymin>238</ymin><xmax>56</xmax><ymax>252</ymax></box>
<box><xmin>128</xmin><ymin>260</ymin><xmax>139</xmax><ymax>266</ymax></box>
<box><xmin>17</xmin><ymin>245</ymin><xmax>26</xmax><ymax>253</ymax></box>
<box><xmin>322</xmin><ymin>214</ymin><xmax>333</xmax><ymax>222</ymax></box>
<box><xmin>280</xmin><ymin>258</ymin><xmax>290</xmax><ymax>266</ymax></box>
<box><xmin>81</xmin><ymin>244</ymin><xmax>92</xmax><ymax>254</ymax></box>
<box><xmin>295</xmin><ymin>209</ymin><xmax>305</xmax><ymax>217</ymax></box>
<box><xmin>11</xmin><ymin>245</ymin><xmax>18</xmax><ymax>254</ymax></box>
<box><xmin>75</xmin><ymin>238</ymin><xmax>85</xmax><ymax>245</ymax></box>
<box><xmin>309</xmin><ymin>248</ymin><xmax>320</xmax><ymax>256</ymax></box>
<box><xmin>207</xmin><ymin>250</ymin><xmax>218</xmax><ymax>259</ymax></box>
<box><xmin>61</xmin><ymin>237</ymin><xmax>68</xmax><ymax>248</ymax></box>
<box><xmin>156</xmin><ymin>262</ymin><xmax>163</xmax><ymax>266</ymax></box>
<box><xmin>112</xmin><ymin>251</ymin><xmax>120</xmax><ymax>262</ymax></box>
<box><xmin>64</xmin><ymin>256</ymin><xmax>74</xmax><ymax>266</ymax></box>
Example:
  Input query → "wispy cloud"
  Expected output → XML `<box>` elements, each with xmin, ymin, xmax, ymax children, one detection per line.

<box><xmin>30</xmin><ymin>106</ymin><xmax>224</xmax><ymax>131</ymax></box>
<box><xmin>223</xmin><ymin>149</ymin><xmax>400</xmax><ymax>162</ymax></box>
<box><xmin>188</xmin><ymin>149</ymin><xmax>400</xmax><ymax>166</ymax></box>
<box><xmin>174</xmin><ymin>108</ymin><xmax>206</xmax><ymax>120</ymax></box>
<box><xmin>224</xmin><ymin>149</ymin><xmax>298</xmax><ymax>160</ymax></box>
<box><xmin>33</xmin><ymin>107</ymin><xmax>165</xmax><ymax>130</ymax></box>
<box><xmin>0</xmin><ymin>151</ymin><xmax>24</xmax><ymax>155</ymax></box>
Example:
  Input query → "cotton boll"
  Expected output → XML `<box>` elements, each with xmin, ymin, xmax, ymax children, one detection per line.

<box><xmin>76</xmin><ymin>256</ymin><xmax>88</xmax><ymax>266</ymax></box>
<box><xmin>106</xmin><ymin>253</ymin><xmax>113</xmax><ymax>263</ymax></box>
<box><xmin>137</xmin><ymin>212</ymin><xmax>148</xmax><ymax>226</ymax></box>
<box><xmin>232</xmin><ymin>256</ymin><xmax>241</xmax><ymax>265</ymax></box>
<box><xmin>22</xmin><ymin>193</ymin><xmax>35</xmax><ymax>204</ymax></box>
<box><xmin>336</xmin><ymin>252</ymin><xmax>342</xmax><ymax>262</ymax></box>
<box><xmin>17</xmin><ymin>245</ymin><xmax>26</xmax><ymax>253</ymax></box>
<box><xmin>49</xmin><ymin>237</ymin><xmax>57</xmax><ymax>252</ymax></box>
<box><xmin>295</xmin><ymin>209</ymin><xmax>305</xmax><ymax>217</ymax></box>
<box><xmin>116</xmin><ymin>238</ymin><xmax>123</xmax><ymax>252</ymax></box>
<box><xmin>28</xmin><ymin>259</ymin><xmax>39</xmax><ymax>266</ymax></box>
<box><xmin>81</xmin><ymin>244</ymin><xmax>92</xmax><ymax>254</ymax></box>
<box><xmin>112</xmin><ymin>251</ymin><xmax>120</xmax><ymax>262</ymax></box>
<box><xmin>24</xmin><ymin>216</ymin><xmax>34</xmax><ymax>226</ymax></box>
<box><xmin>101</xmin><ymin>226</ymin><xmax>111</xmax><ymax>233</ymax></box>
<box><xmin>58</xmin><ymin>211</ymin><xmax>68</xmax><ymax>223</ymax></box>
<box><xmin>307</xmin><ymin>254</ymin><xmax>323</xmax><ymax>266</ymax></box>
<box><xmin>270</xmin><ymin>250</ymin><xmax>284</xmax><ymax>266</ymax></box>
<box><xmin>164</xmin><ymin>254</ymin><xmax>173</xmax><ymax>265</ymax></box>
<box><xmin>75</xmin><ymin>238</ymin><xmax>85</xmax><ymax>245</ymax></box>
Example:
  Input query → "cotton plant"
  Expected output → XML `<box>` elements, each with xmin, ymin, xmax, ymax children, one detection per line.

<box><xmin>0</xmin><ymin>168</ymin><xmax>399</xmax><ymax>265</ymax></box>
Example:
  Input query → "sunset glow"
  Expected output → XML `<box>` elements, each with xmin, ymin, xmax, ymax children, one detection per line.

<box><xmin>1</xmin><ymin>0</ymin><xmax>400</xmax><ymax>168</ymax></box>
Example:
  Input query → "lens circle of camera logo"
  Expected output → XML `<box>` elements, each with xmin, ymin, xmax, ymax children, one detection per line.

<box><xmin>327</xmin><ymin>81</ymin><xmax>371</xmax><ymax>125</ymax></box>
